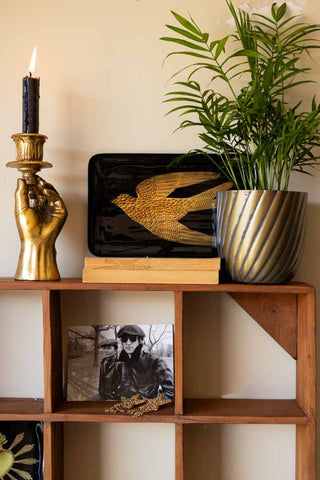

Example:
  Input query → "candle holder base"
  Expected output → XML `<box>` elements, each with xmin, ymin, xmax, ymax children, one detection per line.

<box><xmin>6</xmin><ymin>160</ymin><xmax>52</xmax><ymax>174</ymax></box>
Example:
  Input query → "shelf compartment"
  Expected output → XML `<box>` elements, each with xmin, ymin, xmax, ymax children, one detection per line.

<box><xmin>0</xmin><ymin>397</ymin><xmax>44</xmax><ymax>420</ymax></box>
<box><xmin>182</xmin><ymin>398</ymin><xmax>308</xmax><ymax>424</ymax></box>
<box><xmin>183</xmin><ymin>423</ymin><xmax>296</xmax><ymax>480</ymax></box>
<box><xmin>64</xmin><ymin>422</ymin><xmax>175</xmax><ymax>480</ymax></box>
<box><xmin>43</xmin><ymin>399</ymin><xmax>308</xmax><ymax>425</ymax></box>
<box><xmin>51</xmin><ymin>401</ymin><xmax>176</xmax><ymax>423</ymax></box>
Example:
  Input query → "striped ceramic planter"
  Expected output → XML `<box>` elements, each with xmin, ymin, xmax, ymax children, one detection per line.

<box><xmin>216</xmin><ymin>190</ymin><xmax>307</xmax><ymax>284</ymax></box>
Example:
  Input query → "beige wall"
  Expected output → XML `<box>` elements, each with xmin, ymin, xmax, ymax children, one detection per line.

<box><xmin>0</xmin><ymin>0</ymin><xmax>319</xmax><ymax>479</ymax></box>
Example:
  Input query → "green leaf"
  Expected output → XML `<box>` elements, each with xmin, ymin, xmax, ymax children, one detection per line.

<box><xmin>262</xmin><ymin>59</ymin><xmax>274</xmax><ymax>92</ymax></box>
<box><xmin>202</xmin><ymin>33</ymin><xmax>209</xmax><ymax>43</ymax></box>
<box><xmin>252</xmin><ymin>13</ymin><xmax>276</xmax><ymax>28</ymax></box>
<box><xmin>187</xmin><ymin>63</ymin><xmax>224</xmax><ymax>79</ymax></box>
<box><xmin>282</xmin><ymin>25</ymin><xmax>320</xmax><ymax>46</ymax></box>
<box><xmin>278</xmin><ymin>19</ymin><xmax>306</xmax><ymax>37</ymax></box>
<box><xmin>175</xmin><ymin>81</ymin><xmax>201</xmax><ymax>91</ymax></box>
<box><xmin>253</xmin><ymin>17</ymin><xmax>277</xmax><ymax>33</ymax></box>
<box><xmin>275</xmin><ymin>57</ymin><xmax>299</xmax><ymax>77</ymax></box>
<box><xmin>210</xmin><ymin>40</ymin><xmax>218</xmax><ymax>51</ymax></box>
<box><xmin>163</xmin><ymin>51</ymin><xmax>213</xmax><ymax>63</ymax></box>
<box><xmin>170</xmin><ymin>11</ymin><xmax>201</xmax><ymax>35</ymax></box>
<box><xmin>165</xmin><ymin>25</ymin><xmax>203</xmax><ymax>42</ymax></box>
<box><xmin>163</xmin><ymin>97</ymin><xmax>202</xmax><ymax>103</ymax></box>
<box><xmin>275</xmin><ymin>3</ymin><xmax>287</xmax><ymax>22</ymax></box>
<box><xmin>165</xmin><ymin>105</ymin><xmax>201</xmax><ymax>116</ymax></box>
<box><xmin>271</xmin><ymin>3</ymin><xmax>278</xmax><ymax>21</ymax></box>
<box><xmin>230</xmin><ymin>49</ymin><xmax>268</xmax><ymax>60</ymax></box>
<box><xmin>160</xmin><ymin>37</ymin><xmax>208</xmax><ymax>51</ymax></box>
<box><xmin>165</xmin><ymin>91</ymin><xmax>202</xmax><ymax>98</ymax></box>
<box><xmin>215</xmin><ymin>36</ymin><xmax>229</xmax><ymax>60</ymax></box>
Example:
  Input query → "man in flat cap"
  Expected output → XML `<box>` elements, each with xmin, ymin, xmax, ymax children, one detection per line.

<box><xmin>98</xmin><ymin>338</ymin><xmax>121</xmax><ymax>400</ymax></box>
<box><xmin>117</xmin><ymin>325</ymin><xmax>174</xmax><ymax>401</ymax></box>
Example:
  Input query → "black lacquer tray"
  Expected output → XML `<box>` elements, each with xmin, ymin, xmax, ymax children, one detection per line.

<box><xmin>88</xmin><ymin>153</ymin><xmax>229</xmax><ymax>258</ymax></box>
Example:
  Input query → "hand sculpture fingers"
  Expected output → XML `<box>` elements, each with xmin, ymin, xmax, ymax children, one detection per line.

<box><xmin>14</xmin><ymin>178</ymin><xmax>40</xmax><ymax>237</ymax></box>
<box><xmin>15</xmin><ymin>178</ymin><xmax>30</xmax><ymax>214</ymax></box>
<box><xmin>37</xmin><ymin>176</ymin><xmax>58</xmax><ymax>194</ymax></box>
<box><xmin>44</xmin><ymin>187</ymin><xmax>67</xmax><ymax>220</ymax></box>
<box><xmin>37</xmin><ymin>177</ymin><xmax>67</xmax><ymax>221</ymax></box>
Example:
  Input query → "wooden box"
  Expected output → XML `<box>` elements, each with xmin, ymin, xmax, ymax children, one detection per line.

<box><xmin>82</xmin><ymin>257</ymin><xmax>220</xmax><ymax>284</ymax></box>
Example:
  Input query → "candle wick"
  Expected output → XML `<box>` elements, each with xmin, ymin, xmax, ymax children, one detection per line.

<box><xmin>29</xmin><ymin>71</ymin><xmax>32</xmax><ymax>77</ymax></box>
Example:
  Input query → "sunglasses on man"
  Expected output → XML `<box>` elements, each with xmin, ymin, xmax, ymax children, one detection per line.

<box><xmin>120</xmin><ymin>335</ymin><xmax>139</xmax><ymax>343</ymax></box>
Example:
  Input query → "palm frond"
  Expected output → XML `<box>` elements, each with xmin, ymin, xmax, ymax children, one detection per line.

<box><xmin>161</xmin><ymin>1</ymin><xmax>320</xmax><ymax>190</ymax></box>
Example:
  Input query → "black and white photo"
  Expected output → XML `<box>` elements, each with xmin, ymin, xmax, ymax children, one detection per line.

<box><xmin>67</xmin><ymin>324</ymin><xmax>174</xmax><ymax>402</ymax></box>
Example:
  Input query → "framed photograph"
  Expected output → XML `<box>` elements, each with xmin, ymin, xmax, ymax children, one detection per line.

<box><xmin>88</xmin><ymin>153</ymin><xmax>232</xmax><ymax>257</ymax></box>
<box><xmin>67</xmin><ymin>324</ymin><xmax>174</xmax><ymax>401</ymax></box>
<box><xmin>0</xmin><ymin>421</ymin><xmax>43</xmax><ymax>480</ymax></box>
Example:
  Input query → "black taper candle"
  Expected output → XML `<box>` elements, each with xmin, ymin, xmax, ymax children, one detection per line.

<box><xmin>22</xmin><ymin>75</ymin><xmax>40</xmax><ymax>133</ymax></box>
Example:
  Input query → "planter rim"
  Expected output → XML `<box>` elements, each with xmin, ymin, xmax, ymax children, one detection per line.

<box><xmin>218</xmin><ymin>189</ymin><xmax>307</xmax><ymax>195</ymax></box>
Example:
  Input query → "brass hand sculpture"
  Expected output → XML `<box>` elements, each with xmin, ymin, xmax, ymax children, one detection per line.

<box><xmin>14</xmin><ymin>176</ymin><xmax>67</xmax><ymax>280</ymax></box>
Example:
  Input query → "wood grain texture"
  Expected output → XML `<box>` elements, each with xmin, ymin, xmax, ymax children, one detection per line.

<box><xmin>0</xmin><ymin>398</ymin><xmax>44</xmax><ymax>420</ymax></box>
<box><xmin>296</xmin><ymin>293</ymin><xmax>316</xmax><ymax>480</ymax></box>
<box><xmin>174</xmin><ymin>292</ymin><xmax>184</xmax><ymax>415</ymax></box>
<box><xmin>230</xmin><ymin>292</ymin><xmax>297</xmax><ymax>358</ymax></box>
<box><xmin>175</xmin><ymin>424</ymin><xmax>184</xmax><ymax>480</ymax></box>
<box><xmin>182</xmin><ymin>398</ymin><xmax>307</xmax><ymax>424</ymax></box>
<box><xmin>85</xmin><ymin>257</ymin><xmax>221</xmax><ymax>270</ymax></box>
<box><xmin>44</xmin><ymin>422</ymin><xmax>64</xmax><ymax>480</ymax></box>
<box><xmin>84</xmin><ymin>256</ymin><xmax>220</xmax><ymax>284</ymax></box>
<box><xmin>51</xmin><ymin>401</ymin><xmax>176</xmax><ymax>423</ymax></box>
<box><xmin>0</xmin><ymin>399</ymin><xmax>303</xmax><ymax>425</ymax></box>
<box><xmin>0</xmin><ymin>398</ymin><xmax>309</xmax><ymax>426</ymax></box>
<box><xmin>83</xmin><ymin>268</ymin><xmax>219</xmax><ymax>284</ymax></box>
<box><xmin>0</xmin><ymin>277</ymin><xmax>314</xmax><ymax>293</ymax></box>
<box><xmin>0</xmin><ymin>278</ymin><xmax>315</xmax><ymax>479</ymax></box>
<box><xmin>43</xmin><ymin>290</ymin><xmax>63</xmax><ymax>413</ymax></box>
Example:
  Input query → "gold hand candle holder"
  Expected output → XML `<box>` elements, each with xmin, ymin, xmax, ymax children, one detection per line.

<box><xmin>6</xmin><ymin>133</ymin><xmax>67</xmax><ymax>281</ymax></box>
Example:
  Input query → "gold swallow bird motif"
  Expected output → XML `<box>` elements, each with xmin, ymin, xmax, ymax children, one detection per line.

<box><xmin>111</xmin><ymin>172</ymin><xmax>232</xmax><ymax>246</ymax></box>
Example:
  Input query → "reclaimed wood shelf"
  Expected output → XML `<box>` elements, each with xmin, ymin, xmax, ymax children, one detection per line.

<box><xmin>0</xmin><ymin>398</ymin><xmax>308</xmax><ymax>425</ymax></box>
<box><xmin>0</xmin><ymin>277</ymin><xmax>313</xmax><ymax>293</ymax></box>
<box><xmin>0</xmin><ymin>278</ymin><xmax>316</xmax><ymax>480</ymax></box>
<box><xmin>0</xmin><ymin>398</ymin><xmax>44</xmax><ymax>419</ymax></box>
<box><xmin>182</xmin><ymin>398</ymin><xmax>309</xmax><ymax>425</ymax></box>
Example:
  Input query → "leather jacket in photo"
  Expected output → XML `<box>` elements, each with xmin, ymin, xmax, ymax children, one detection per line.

<box><xmin>118</xmin><ymin>344</ymin><xmax>174</xmax><ymax>400</ymax></box>
<box><xmin>98</xmin><ymin>353</ymin><xmax>121</xmax><ymax>400</ymax></box>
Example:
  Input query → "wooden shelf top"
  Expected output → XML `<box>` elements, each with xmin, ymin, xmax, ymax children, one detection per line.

<box><xmin>0</xmin><ymin>398</ymin><xmax>308</xmax><ymax>425</ymax></box>
<box><xmin>0</xmin><ymin>278</ymin><xmax>314</xmax><ymax>293</ymax></box>
<box><xmin>0</xmin><ymin>398</ymin><xmax>44</xmax><ymax>420</ymax></box>
<box><xmin>52</xmin><ymin>401</ymin><xmax>176</xmax><ymax>423</ymax></box>
<box><xmin>182</xmin><ymin>398</ymin><xmax>308</xmax><ymax>424</ymax></box>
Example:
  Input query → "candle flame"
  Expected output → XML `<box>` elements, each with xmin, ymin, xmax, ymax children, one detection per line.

<box><xmin>28</xmin><ymin>47</ymin><xmax>37</xmax><ymax>76</ymax></box>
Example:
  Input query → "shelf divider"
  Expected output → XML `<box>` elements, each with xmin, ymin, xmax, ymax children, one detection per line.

<box><xmin>43</xmin><ymin>290</ymin><xmax>63</xmax><ymax>413</ymax></box>
<box><xmin>174</xmin><ymin>292</ymin><xmax>183</xmax><ymax>415</ymax></box>
<box><xmin>175</xmin><ymin>424</ymin><xmax>184</xmax><ymax>480</ymax></box>
<box><xmin>44</xmin><ymin>422</ymin><xmax>64</xmax><ymax>480</ymax></box>
<box><xmin>296</xmin><ymin>292</ymin><xmax>316</xmax><ymax>480</ymax></box>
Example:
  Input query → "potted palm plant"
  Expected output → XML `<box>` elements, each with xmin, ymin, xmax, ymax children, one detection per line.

<box><xmin>161</xmin><ymin>1</ymin><xmax>320</xmax><ymax>284</ymax></box>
